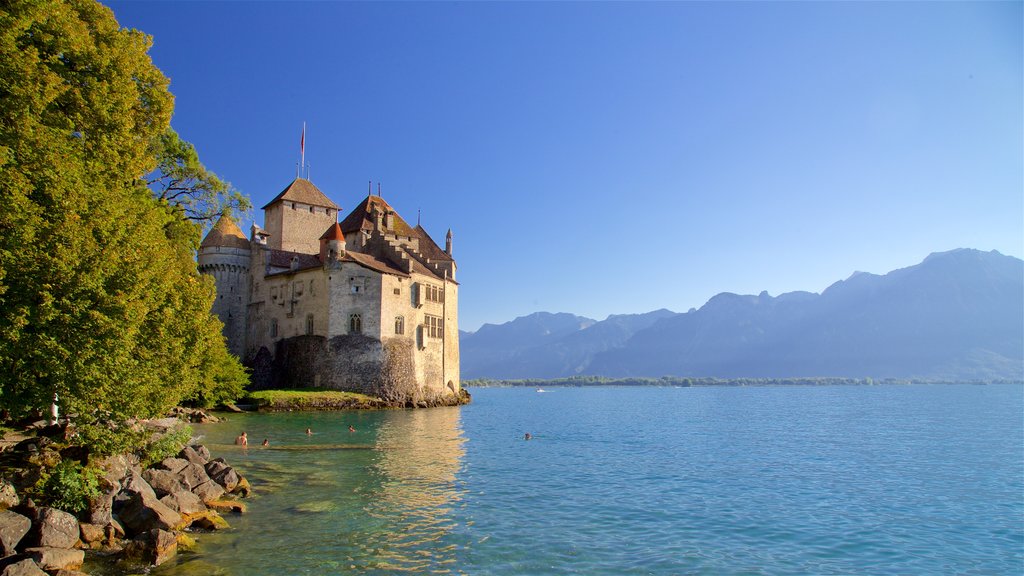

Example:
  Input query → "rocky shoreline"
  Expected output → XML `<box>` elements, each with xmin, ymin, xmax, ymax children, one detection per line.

<box><xmin>0</xmin><ymin>415</ymin><xmax>250</xmax><ymax>575</ymax></box>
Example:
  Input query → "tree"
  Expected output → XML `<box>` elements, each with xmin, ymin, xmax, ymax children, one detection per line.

<box><xmin>0</xmin><ymin>0</ymin><xmax>247</xmax><ymax>419</ymax></box>
<box><xmin>147</xmin><ymin>127</ymin><xmax>251</xmax><ymax>227</ymax></box>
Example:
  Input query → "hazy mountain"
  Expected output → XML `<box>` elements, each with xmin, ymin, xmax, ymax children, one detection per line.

<box><xmin>460</xmin><ymin>310</ymin><xmax>675</xmax><ymax>379</ymax></box>
<box><xmin>462</xmin><ymin>249</ymin><xmax>1023</xmax><ymax>381</ymax></box>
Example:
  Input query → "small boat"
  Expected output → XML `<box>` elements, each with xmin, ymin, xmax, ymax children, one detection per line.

<box><xmin>536</xmin><ymin>388</ymin><xmax>547</xmax><ymax>393</ymax></box>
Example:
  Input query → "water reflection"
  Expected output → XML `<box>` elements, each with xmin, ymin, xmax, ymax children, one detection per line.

<box><xmin>361</xmin><ymin>407</ymin><xmax>467</xmax><ymax>572</ymax></box>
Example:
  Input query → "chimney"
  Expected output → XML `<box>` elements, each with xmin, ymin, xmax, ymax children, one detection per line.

<box><xmin>445</xmin><ymin>228</ymin><xmax>453</xmax><ymax>256</ymax></box>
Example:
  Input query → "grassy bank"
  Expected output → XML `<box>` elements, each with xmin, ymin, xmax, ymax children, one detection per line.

<box><xmin>241</xmin><ymin>390</ymin><xmax>389</xmax><ymax>411</ymax></box>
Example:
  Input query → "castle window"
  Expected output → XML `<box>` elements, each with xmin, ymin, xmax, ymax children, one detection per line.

<box><xmin>393</xmin><ymin>288</ymin><xmax>401</xmax><ymax>296</ymax></box>
<box><xmin>290</xmin><ymin>202</ymin><xmax>296</xmax><ymax>210</ymax></box>
<box><xmin>306</xmin><ymin>314</ymin><xmax>314</xmax><ymax>336</ymax></box>
<box><xmin>395</xmin><ymin>316</ymin><xmax>405</xmax><ymax>335</ymax></box>
<box><xmin>309</xmin><ymin>206</ymin><xmax>314</xmax><ymax>213</ymax></box>
<box><xmin>349</xmin><ymin>314</ymin><xmax>362</xmax><ymax>334</ymax></box>
<box><xmin>423</xmin><ymin>284</ymin><xmax>444</xmax><ymax>304</ymax></box>
<box><xmin>424</xmin><ymin>314</ymin><xmax>443</xmax><ymax>339</ymax></box>
<box><xmin>270</xmin><ymin>319</ymin><xmax>279</xmax><ymax>338</ymax></box>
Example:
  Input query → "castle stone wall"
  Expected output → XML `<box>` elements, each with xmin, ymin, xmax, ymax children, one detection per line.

<box><xmin>198</xmin><ymin>244</ymin><xmax>250</xmax><ymax>358</ymax></box>
<box><xmin>265</xmin><ymin>201</ymin><xmax>337</xmax><ymax>253</ymax></box>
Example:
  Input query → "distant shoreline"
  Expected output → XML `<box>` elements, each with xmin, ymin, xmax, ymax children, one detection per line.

<box><xmin>465</xmin><ymin>376</ymin><xmax>1023</xmax><ymax>388</ymax></box>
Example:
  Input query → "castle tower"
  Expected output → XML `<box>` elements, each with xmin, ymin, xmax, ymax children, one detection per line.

<box><xmin>262</xmin><ymin>178</ymin><xmax>340</xmax><ymax>253</ymax></box>
<box><xmin>198</xmin><ymin>214</ymin><xmax>251</xmax><ymax>358</ymax></box>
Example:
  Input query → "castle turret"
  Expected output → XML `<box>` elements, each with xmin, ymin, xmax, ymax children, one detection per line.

<box><xmin>319</xmin><ymin>222</ymin><xmax>346</xmax><ymax>262</ymax></box>
<box><xmin>198</xmin><ymin>214</ymin><xmax>251</xmax><ymax>358</ymax></box>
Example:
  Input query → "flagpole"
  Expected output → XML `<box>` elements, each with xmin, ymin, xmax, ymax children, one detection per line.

<box><xmin>300</xmin><ymin>122</ymin><xmax>306</xmax><ymax>178</ymax></box>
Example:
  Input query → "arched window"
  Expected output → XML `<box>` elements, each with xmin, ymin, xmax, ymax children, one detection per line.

<box><xmin>395</xmin><ymin>316</ymin><xmax>405</xmax><ymax>335</ymax></box>
<box><xmin>349</xmin><ymin>314</ymin><xmax>362</xmax><ymax>334</ymax></box>
<box><xmin>306</xmin><ymin>314</ymin><xmax>314</xmax><ymax>336</ymax></box>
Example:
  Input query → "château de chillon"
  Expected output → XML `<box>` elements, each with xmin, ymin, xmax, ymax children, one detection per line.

<box><xmin>198</xmin><ymin>177</ymin><xmax>463</xmax><ymax>407</ymax></box>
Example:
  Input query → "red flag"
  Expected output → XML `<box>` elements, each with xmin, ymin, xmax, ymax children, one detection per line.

<box><xmin>300</xmin><ymin>122</ymin><xmax>306</xmax><ymax>172</ymax></box>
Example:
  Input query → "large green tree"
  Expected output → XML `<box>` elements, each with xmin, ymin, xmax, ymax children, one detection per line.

<box><xmin>0</xmin><ymin>0</ymin><xmax>246</xmax><ymax>418</ymax></box>
<box><xmin>147</xmin><ymin>127</ymin><xmax>251</xmax><ymax>227</ymax></box>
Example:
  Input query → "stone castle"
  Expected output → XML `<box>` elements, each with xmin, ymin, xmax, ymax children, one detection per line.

<box><xmin>197</xmin><ymin>177</ymin><xmax>462</xmax><ymax>406</ymax></box>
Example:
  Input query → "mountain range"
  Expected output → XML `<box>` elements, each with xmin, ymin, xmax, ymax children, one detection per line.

<box><xmin>460</xmin><ymin>249</ymin><xmax>1023</xmax><ymax>381</ymax></box>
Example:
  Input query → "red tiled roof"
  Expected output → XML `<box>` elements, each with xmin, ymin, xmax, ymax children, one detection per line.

<box><xmin>266</xmin><ymin>250</ymin><xmax>322</xmax><ymax>271</ymax></box>
<box><xmin>319</xmin><ymin>222</ymin><xmax>345</xmax><ymax>241</ymax></box>
<box><xmin>338</xmin><ymin>195</ymin><xmax>415</xmax><ymax>237</ymax></box>
<box><xmin>200</xmin><ymin>214</ymin><xmax>249</xmax><ymax>250</ymax></box>
<box><xmin>412</xmin><ymin>224</ymin><xmax>453</xmax><ymax>262</ymax></box>
<box><xmin>261</xmin><ymin>178</ymin><xmax>340</xmax><ymax>210</ymax></box>
<box><xmin>345</xmin><ymin>251</ymin><xmax>410</xmax><ymax>277</ymax></box>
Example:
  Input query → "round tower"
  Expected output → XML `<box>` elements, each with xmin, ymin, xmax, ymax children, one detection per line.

<box><xmin>198</xmin><ymin>214</ymin><xmax>251</xmax><ymax>358</ymax></box>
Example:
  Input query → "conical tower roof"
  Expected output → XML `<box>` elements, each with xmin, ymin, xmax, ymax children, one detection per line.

<box><xmin>200</xmin><ymin>214</ymin><xmax>250</xmax><ymax>250</ymax></box>
<box><xmin>319</xmin><ymin>222</ymin><xmax>345</xmax><ymax>241</ymax></box>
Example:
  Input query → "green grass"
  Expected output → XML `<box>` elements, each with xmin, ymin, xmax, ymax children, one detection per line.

<box><xmin>242</xmin><ymin>389</ymin><xmax>387</xmax><ymax>411</ymax></box>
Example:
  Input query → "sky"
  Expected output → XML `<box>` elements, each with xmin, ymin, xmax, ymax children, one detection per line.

<box><xmin>107</xmin><ymin>1</ymin><xmax>1023</xmax><ymax>332</ymax></box>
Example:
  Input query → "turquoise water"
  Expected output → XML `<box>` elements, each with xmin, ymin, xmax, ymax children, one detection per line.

<box><xmin>147</xmin><ymin>385</ymin><xmax>1022</xmax><ymax>575</ymax></box>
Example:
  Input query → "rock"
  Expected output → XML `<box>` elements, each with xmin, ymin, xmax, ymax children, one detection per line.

<box><xmin>24</xmin><ymin>547</ymin><xmax>84</xmax><ymax>572</ymax></box>
<box><xmin>205</xmin><ymin>499</ymin><xmax>246</xmax><ymax>514</ymax></box>
<box><xmin>120</xmin><ymin>472</ymin><xmax>156</xmax><ymax>501</ymax></box>
<box><xmin>231</xmin><ymin>477</ymin><xmax>252</xmax><ymax>497</ymax></box>
<box><xmin>159</xmin><ymin>490</ymin><xmax>206</xmax><ymax>515</ymax></box>
<box><xmin>0</xmin><ymin>558</ymin><xmax>47</xmax><ymax>576</ymax></box>
<box><xmin>0</xmin><ymin>479</ymin><xmax>19</xmax><ymax>510</ymax></box>
<box><xmin>191</xmin><ymin>480</ymin><xmax>225</xmax><ymax>505</ymax></box>
<box><xmin>204</xmin><ymin>460</ymin><xmax>240</xmax><ymax>492</ymax></box>
<box><xmin>88</xmin><ymin>491</ymin><xmax>113</xmax><ymax>525</ymax></box>
<box><xmin>178</xmin><ymin>446</ymin><xmax>207</xmax><ymax>467</ymax></box>
<box><xmin>157</xmin><ymin>457</ymin><xmax>189</xmax><ymax>474</ymax></box>
<box><xmin>141</xmin><ymin>418</ymin><xmax>181</xmax><ymax>433</ymax></box>
<box><xmin>29</xmin><ymin>508</ymin><xmax>79</xmax><ymax>549</ymax></box>
<box><xmin>94</xmin><ymin>454</ymin><xmax>141</xmax><ymax>488</ymax></box>
<box><xmin>0</xmin><ymin>510</ymin><xmax>31</xmax><ymax>556</ymax></box>
<box><xmin>54</xmin><ymin>570</ymin><xmax>89</xmax><ymax>576</ymax></box>
<box><xmin>192</xmin><ymin>445</ymin><xmax>212</xmax><ymax>461</ymax></box>
<box><xmin>142</xmin><ymin>469</ymin><xmax>187</xmax><ymax>497</ymax></box>
<box><xmin>175</xmin><ymin>532</ymin><xmax>196</xmax><ymax>551</ymax></box>
<box><xmin>12</xmin><ymin>438</ymin><xmax>50</xmax><ymax>455</ymax></box>
<box><xmin>180</xmin><ymin>510</ymin><xmax>229</xmax><ymax>531</ymax></box>
<box><xmin>104</xmin><ymin>519</ymin><xmax>124</xmax><ymax>544</ymax></box>
<box><xmin>116</xmin><ymin>491</ymin><xmax>182</xmax><ymax>536</ymax></box>
<box><xmin>78</xmin><ymin>523</ymin><xmax>105</xmax><ymax>546</ymax></box>
<box><xmin>121</xmin><ymin>529</ymin><xmax>176</xmax><ymax>567</ymax></box>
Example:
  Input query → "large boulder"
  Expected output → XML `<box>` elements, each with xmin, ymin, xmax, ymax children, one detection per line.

<box><xmin>116</xmin><ymin>489</ymin><xmax>182</xmax><ymax>536</ymax></box>
<box><xmin>175</xmin><ymin>462</ymin><xmax>212</xmax><ymax>491</ymax></box>
<box><xmin>204</xmin><ymin>459</ymin><xmax>240</xmax><ymax>492</ymax></box>
<box><xmin>180</xmin><ymin>510</ymin><xmax>229</xmax><ymax>531</ymax></box>
<box><xmin>28</xmin><ymin>508</ymin><xmax>78</xmax><ymax>549</ymax></box>
<box><xmin>121</xmin><ymin>529</ymin><xmax>177</xmax><ymax>567</ymax></box>
<box><xmin>158</xmin><ymin>491</ymin><xmax>206</xmax><ymax>515</ymax></box>
<box><xmin>178</xmin><ymin>446</ymin><xmax>207</xmax><ymax>467</ymax></box>
<box><xmin>0</xmin><ymin>510</ymin><xmax>31</xmax><ymax>556</ymax></box>
<box><xmin>88</xmin><ymin>491</ymin><xmax>114</xmax><ymax>526</ymax></box>
<box><xmin>191</xmin><ymin>481</ymin><xmax>225</xmax><ymax>505</ymax></box>
<box><xmin>191</xmin><ymin>445</ymin><xmax>212</xmax><ymax>461</ymax></box>
<box><xmin>77</xmin><ymin>523</ymin><xmax>105</xmax><ymax>548</ymax></box>
<box><xmin>156</xmin><ymin>458</ymin><xmax>189</xmax><ymax>475</ymax></box>
<box><xmin>94</xmin><ymin>454</ymin><xmax>141</xmax><ymax>489</ymax></box>
<box><xmin>0</xmin><ymin>558</ymin><xmax>46</xmax><ymax>576</ymax></box>
<box><xmin>141</xmin><ymin>469</ymin><xmax>187</xmax><ymax>497</ymax></box>
<box><xmin>24</xmin><ymin>548</ymin><xmax>83</xmax><ymax>572</ymax></box>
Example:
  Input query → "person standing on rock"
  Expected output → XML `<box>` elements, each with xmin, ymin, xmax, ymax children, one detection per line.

<box><xmin>235</xmin><ymin>432</ymin><xmax>248</xmax><ymax>446</ymax></box>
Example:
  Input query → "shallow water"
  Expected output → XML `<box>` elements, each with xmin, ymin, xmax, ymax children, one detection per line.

<box><xmin>134</xmin><ymin>385</ymin><xmax>1021</xmax><ymax>575</ymax></box>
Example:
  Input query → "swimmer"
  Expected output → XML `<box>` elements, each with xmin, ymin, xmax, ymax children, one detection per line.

<box><xmin>235</xmin><ymin>432</ymin><xmax>248</xmax><ymax>446</ymax></box>
<box><xmin>305</xmin><ymin>428</ymin><xmax>312</xmax><ymax>435</ymax></box>
<box><xmin>262</xmin><ymin>438</ymin><xmax>269</xmax><ymax>447</ymax></box>
<box><xmin>348</xmin><ymin>425</ymin><xmax>356</xmax><ymax>433</ymax></box>
<box><xmin>524</xmin><ymin>433</ymin><xmax>532</xmax><ymax>440</ymax></box>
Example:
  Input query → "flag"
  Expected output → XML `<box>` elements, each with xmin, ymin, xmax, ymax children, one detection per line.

<box><xmin>300</xmin><ymin>122</ymin><xmax>305</xmax><ymax>169</ymax></box>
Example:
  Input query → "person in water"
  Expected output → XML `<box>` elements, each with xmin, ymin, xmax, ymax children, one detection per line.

<box><xmin>348</xmin><ymin>425</ymin><xmax>356</xmax><ymax>433</ymax></box>
<box><xmin>235</xmin><ymin>432</ymin><xmax>248</xmax><ymax>446</ymax></box>
<box><xmin>305</xmin><ymin>428</ymin><xmax>312</xmax><ymax>435</ymax></box>
<box><xmin>524</xmin><ymin>433</ymin><xmax>532</xmax><ymax>440</ymax></box>
<box><xmin>262</xmin><ymin>438</ymin><xmax>269</xmax><ymax>447</ymax></box>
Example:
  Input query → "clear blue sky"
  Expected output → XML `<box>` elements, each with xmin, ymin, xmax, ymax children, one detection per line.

<box><xmin>107</xmin><ymin>1</ymin><xmax>1022</xmax><ymax>332</ymax></box>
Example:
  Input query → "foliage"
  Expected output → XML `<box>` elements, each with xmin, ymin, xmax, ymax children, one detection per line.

<box><xmin>147</xmin><ymin>127</ymin><xmax>251</xmax><ymax>227</ymax></box>
<box><xmin>140</xmin><ymin>424</ymin><xmax>192</xmax><ymax>468</ymax></box>
<box><xmin>38</xmin><ymin>459</ymin><xmax>102</xmax><ymax>514</ymax></box>
<box><xmin>73</xmin><ymin>417</ymin><xmax>148</xmax><ymax>458</ymax></box>
<box><xmin>0</xmin><ymin>0</ymin><xmax>248</xmax><ymax>420</ymax></box>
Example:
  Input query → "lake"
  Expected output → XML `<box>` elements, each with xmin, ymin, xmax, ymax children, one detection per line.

<box><xmin>136</xmin><ymin>385</ymin><xmax>1022</xmax><ymax>575</ymax></box>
